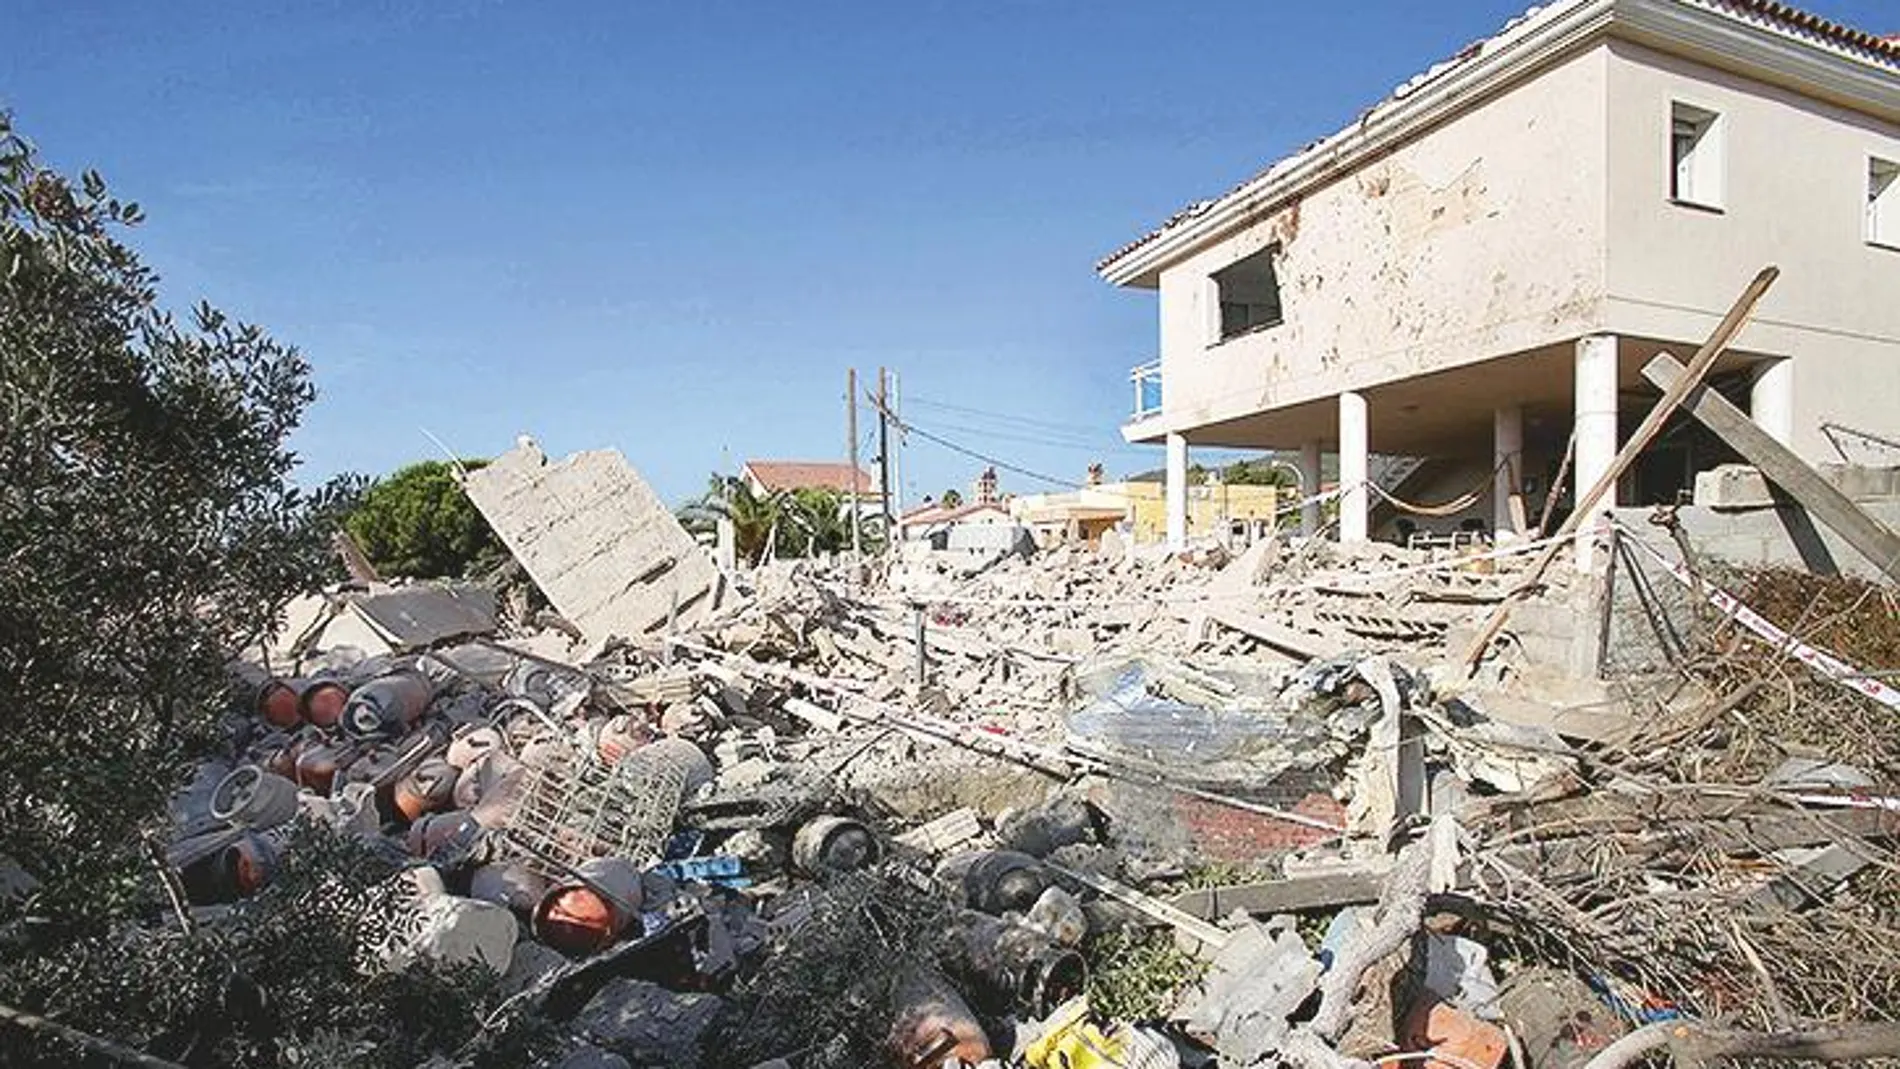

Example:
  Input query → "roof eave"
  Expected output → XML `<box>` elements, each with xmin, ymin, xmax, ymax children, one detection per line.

<box><xmin>1098</xmin><ymin>0</ymin><xmax>1900</xmax><ymax>288</ymax></box>
<box><xmin>1097</xmin><ymin>0</ymin><xmax>1618</xmax><ymax>288</ymax></box>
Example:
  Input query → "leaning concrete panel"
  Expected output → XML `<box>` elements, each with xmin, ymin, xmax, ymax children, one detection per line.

<box><xmin>463</xmin><ymin>440</ymin><xmax>728</xmax><ymax>645</ymax></box>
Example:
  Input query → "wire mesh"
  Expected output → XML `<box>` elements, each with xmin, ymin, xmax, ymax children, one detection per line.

<box><xmin>504</xmin><ymin>739</ymin><xmax>692</xmax><ymax>879</ymax></box>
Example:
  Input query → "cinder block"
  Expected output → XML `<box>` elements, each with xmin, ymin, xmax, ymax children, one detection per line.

<box><xmin>1693</xmin><ymin>464</ymin><xmax>1773</xmax><ymax>509</ymax></box>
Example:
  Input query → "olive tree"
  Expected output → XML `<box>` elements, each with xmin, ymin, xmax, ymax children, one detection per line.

<box><xmin>0</xmin><ymin>114</ymin><xmax>535</xmax><ymax>1067</ymax></box>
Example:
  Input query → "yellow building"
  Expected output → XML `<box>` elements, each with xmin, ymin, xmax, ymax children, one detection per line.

<box><xmin>1012</xmin><ymin>480</ymin><xmax>1281</xmax><ymax>548</ymax></box>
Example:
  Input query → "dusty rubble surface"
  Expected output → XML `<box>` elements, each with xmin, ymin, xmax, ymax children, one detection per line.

<box><xmin>60</xmin><ymin>469</ymin><xmax>1900</xmax><ymax>1069</ymax></box>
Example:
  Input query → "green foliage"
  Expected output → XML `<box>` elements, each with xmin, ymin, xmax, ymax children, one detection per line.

<box><xmin>0</xmin><ymin>111</ymin><xmax>357</xmax><ymax>898</ymax></box>
<box><xmin>0</xmin><ymin>113</ymin><xmax>535</xmax><ymax>1068</ymax></box>
<box><xmin>1083</xmin><ymin>927</ymin><xmax>1207</xmax><ymax>1022</ymax></box>
<box><xmin>343</xmin><ymin>459</ymin><xmax>506</xmax><ymax>578</ymax></box>
<box><xmin>781</xmin><ymin>486</ymin><xmax>879</xmax><ymax>557</ymax></box>
<box><xmin>678</xmin><ymin>475</ymin><xmax>882</xmax><ymax>564</ymax></box>
<box><xmin>939</xmin><ymin>488</ymin><xmax>964</xmax><ymax>508</ymax></box>
<box><xmin>0</xmin><ymin>823</ymin><xmax>551</xmax><ymax>1068</ymax></box>
<box><xmin>1220</xmin><ymin>457</ymin><xmax>1300</xmax><ymax>488</ymax></box>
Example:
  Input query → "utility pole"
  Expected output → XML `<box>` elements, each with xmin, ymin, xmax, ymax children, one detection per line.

<box><xmin>890</xmin><ymin>369</ymin><xmax>905</xmax><ymax>524</ymax></box>
<box><xmin>846</xmin><ymin>367</ymin><xmax>861</xmax><ymax>556</ymax></box>
<box><xmin>876</xmin><ymin>366</ymin><xmax>894</xmax><ymax>537</ymax></box>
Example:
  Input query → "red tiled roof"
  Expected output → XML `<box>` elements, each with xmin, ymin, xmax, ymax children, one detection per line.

<box><xmin>742</xmin><ymin>460</ymin><xmax>877</xmax><ymax>494</ymax></box>
<box><xmin>1097</xmin><ymin>0</ymin><xmax>1899</xmax><ymax>275</ymax></box>
<box><xmin>901</xmin><ymin>500</ymin><xmax>1010</xmax><ymax>525</ymax></box>
<box><xmin>1725</xmin><ymin>0</ymin><xmax>1899</xmax><ymax>55</ymax></box>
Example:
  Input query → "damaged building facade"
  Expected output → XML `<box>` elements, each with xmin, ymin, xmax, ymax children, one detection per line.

<box><xmin>1102</xmin><ymin>0</ymin><xmax>1900</xmax><ymax>557</ymax></box>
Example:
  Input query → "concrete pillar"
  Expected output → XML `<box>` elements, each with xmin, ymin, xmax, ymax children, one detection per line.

<box><xmin>1165</xmin><ymin>432</ymin><xmax>1189</xmax><ymax>551</ymax></box>
<box><xmin>1573</xmin><ymin>334</ymin><xmax>1620</xmax><ymax>572</ymax></box>
<box><xmin>715</xmin><ymin>515</ymin><xmax>736</xmax><ymax>573</ymax></box>
<box><xmin>1493</xmin><ymin>405</ymin><xmax>1524</xmax><ymax>537</ymax></box>
<box><xmin>1298</xmin><ymin>440</ymin><xmax>1322</xmax><ymax>537</ymax></box>
<box><xmin>1338</xmin><ymin>391</ymin><xmax>1369</xmax><ymax>544</ymax></box>
<box><xmin>1750</xmin><ymin>358</ymin><xmax>1794</xmax><ymax>447</ymax></box>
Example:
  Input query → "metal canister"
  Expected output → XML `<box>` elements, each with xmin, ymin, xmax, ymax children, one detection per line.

<box><xmin>447</xmin><ymin>726</ymin><xmax>505</xmax><ymax>770</ymax></box>
<box><xmin>175</xmin><ymin>829</ymin><xmax>282</xmax><ymax>904</ymax></box>
<box><xmin>341</xmin><ymin>670</ymin><xmax>435</xmax><ymax>739</ymax></box>
<box><xmin>791</xmin><ymin>815</ymin><xmax>881</xmax><ymax>877</ymax></box>
<box><xmin>299</xmin><ymin>679</ymin><xmax>350</xmax><ymax>729</ymax></box>
<box><xmin>260</xmin><ymin>735</ymin><xmax>300</xmax><ymax>780</ymax></box>
<box><xmin>532</xmin><ymin>857</ymin><xmax>645</xmax><ymax>957</ymax></box>
<box><xmin>405</xmin><ymin>810</ymin><xmax>483</xmax><ymax>859</ymax></box>
<box><xmin>208</xmin><ymin>765</ymin><xmax>300</xmax><ymax>829</ymax></box>
<box><xmin>257</xmin><ymin>678</ymin><xmax>305</xmax><ymax>729</ymax></box>
<box><xmin>294</xmin><ymin>742</ymin><xmax>350</xmax><ymax>794</ymax></box>
<box><xmin>393</xmin><ymin>757</ymin><xmax>460</xmax><ymax>822</ymax></box>
<box><xmin>940</xmin><ymin>910</ymin><xmax>1088</xmax><ymax>1019</ymax></box>
<box><xmin>469</xmin><ymin>860</ymin><xmax>550</xmax><ymax>915</ymax></box>
<box><xmin>635</xmin><ymin>735</ymin><xmax>715</xmax><ymax>795</ymax></box>
<box><xmin>885</xmin><ymin>966</ymin><xmax>993</xmax><ymax>1068</ymax></box>
<box><xmin>959</xmin><ymin>850</ymin><xmax>1048</xmax><ymax>916</ymax></box>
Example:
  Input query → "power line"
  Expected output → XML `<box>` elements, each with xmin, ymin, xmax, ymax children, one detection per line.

<box><xmin>921</xmin><ymin>419</ymin><xmax>1152</xmax><ymax>456</ymax></box>
<box><xmin>904</xmin><ymin>395</ymin><xmax>1122</xmax><ymax>437</ymax></box>
<box><xmin>869</xmin><ymin>400</ymin><xmax>1084</xmax><ymax>490</ymax></box>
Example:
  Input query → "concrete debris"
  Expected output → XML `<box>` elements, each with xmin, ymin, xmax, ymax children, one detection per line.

<box><xmin>143</xmin><ymin>449</ymin><xmax>1900</xmax><ymax>1068</ymax></box>
<box><xmin>1177</xmin><ymin>916</ymin><xmax>1321</xmax><ymax>1064</ymax></box>
<box><xmin>462</xmin><ymin>438</ymin><xmax>736</xmax><ymax>648</ymax></box>
<box><xmin>573</xmin><ymin>979</ymin><xmax>724</xmax><ymax>1066</ymax></box>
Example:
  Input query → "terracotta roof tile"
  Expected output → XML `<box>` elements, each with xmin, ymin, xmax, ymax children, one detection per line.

<box><xmin>901</xmin><ymin>501</ymin><xmax>1011</xmax><ymax>525</ymax></box>
<box><xmin>742</xmin><ymin>460</ymin><xmax>877</xmax><ymax>494</ymax></box>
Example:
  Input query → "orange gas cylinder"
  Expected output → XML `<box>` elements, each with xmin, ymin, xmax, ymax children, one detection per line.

<box><xmin>257</xmin><ymin>679</ymin><xmax>304</xmax><ymax>729</ymax></box>
<box><xmin>300</xmin><ymin>679</ymin><xmax>350</xmax><ymax>729</ymax></box>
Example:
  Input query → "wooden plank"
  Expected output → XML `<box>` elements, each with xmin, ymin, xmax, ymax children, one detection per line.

<box><xmin>1168</xmin><ymin>870</ymin><xmax>1386</xmax><ymax>920</ymax></box>
<box><xmin>1745</xmin><ymin>843</ymin><xmax>1871</xmax><ymax>911</ymax></box>
<box><xmin>1047</xmin><ymin>861</ymin><xmax>1232</xmax><ymax>952</ymax></box>
<box><xmin>893</xmin><ymin>807</ymin><xmax>983</xmax><ymax>855</ymax></box>
<box><xmin>1494</xmin><ymin>805</ymin><xmax>1900</xmax><ymax>885</ymax></box>
<box><xmin>1202</xmin><ymin>605</ymin><xmax>1329</xmax><ymax>661</ymax></box>
<box><xmin>1642</xmin><ymin>352</ymin><xmax>1900</xmax><ymax>583</ymax></box>
<box><xmin>1459</xmin><ymin>266</ymin><xmax>1780</xmax><ymax>672</ymax></box>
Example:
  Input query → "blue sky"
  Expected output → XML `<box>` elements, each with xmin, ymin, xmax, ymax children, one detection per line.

<box><xmin>9</xmin><ymin>1</ymin><xmax>1893</xmax><ymax>505</ymax></box>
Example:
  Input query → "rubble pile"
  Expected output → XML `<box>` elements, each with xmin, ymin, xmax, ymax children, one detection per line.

<box><xmin>154</xmin><ymin>445</ymin><xmax>1900</xmax><ymax>1069</ymax></box>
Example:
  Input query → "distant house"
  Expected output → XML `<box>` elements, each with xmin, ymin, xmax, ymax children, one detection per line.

<box><xmin>899</xmin><ymin>499</ymin><xmax>1013</xmax><ymax>540</ymax></box>
<box><xmin>898</xmin><ymin>466</ymin><xmax>1023</xmax><ymax>546</ymax></box>
<box><xmin>740</xmin><ymin>460</ymin><xmax>879</xmax><ymax>500</ymax></box>
<box><xmin>1012</xmin><ymin>470</ymin><xmax>1283</xmax><ymax>548</ymax></box>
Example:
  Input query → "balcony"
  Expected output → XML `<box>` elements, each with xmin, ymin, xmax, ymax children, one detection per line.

<box><xmin>1129</xmin><ymin>358</ymin><xmax>1163</xmax><ymax>420</ymax></box>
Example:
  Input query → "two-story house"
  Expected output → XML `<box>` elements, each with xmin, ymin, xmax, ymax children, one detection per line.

<box><xmin>1101</xmin><ymin>0</ymin><xmax>1900</xmax><ymax>565</ymax></box>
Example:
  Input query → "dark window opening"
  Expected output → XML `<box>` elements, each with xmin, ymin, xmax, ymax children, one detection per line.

<box><xmin>1213</xmin><ymin>246</ymin><xmax>1283</xmax><ymax>340</ymax></box>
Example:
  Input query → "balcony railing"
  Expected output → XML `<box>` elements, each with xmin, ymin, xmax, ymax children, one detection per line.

<box><xmin>1129</xmin><ymin>358</ymin><xmax>1163</xmax><ymax>419</ymax></box>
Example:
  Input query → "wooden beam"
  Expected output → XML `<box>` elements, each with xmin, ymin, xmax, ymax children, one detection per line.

<box><xmin>1459</xmin><ymin>266</ymin><xmax>1780</xmax><ymax>672</ymax></box>
<box><xmin>1168</xmin><ymin>869</ymin><xmax>1387</xmax><ymax>920</ymax></box>
<box><xmin>1642</xmin><ymin>352</ymin><xmax>1900</xmax><ymax>583</ymax></box>
<box><xmin>1201</xmin><ymin>604</ymin><xmax>1329</xmax><ymax>661</ymax></box>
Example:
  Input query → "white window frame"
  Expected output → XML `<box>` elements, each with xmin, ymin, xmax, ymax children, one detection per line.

<box><xmin>1869</xmin><ymin>156</ymin><xmax>1899</xmax><ymax>251</ymax></box>
<box><xmin>1669</xmin><ymin>101</ymin><xmax>1725</xmax><ymax>211</ymax></box>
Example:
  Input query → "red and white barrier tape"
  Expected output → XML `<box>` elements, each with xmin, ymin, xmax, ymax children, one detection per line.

<box><xmin>1614</xmin><ymin>522</ymin><xmax>1900</xmax><ymax>711</ymax></box>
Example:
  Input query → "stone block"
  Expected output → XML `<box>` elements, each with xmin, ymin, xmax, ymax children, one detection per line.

<box><xmin>464</xmin><ymin>440</ymin><xmax>733</xmax><ymax>646</ymax></box>
<box><xmin>1693</xmin><ymin>464</ymin><xmax>1773</xmax><ymax>509</ymax></box>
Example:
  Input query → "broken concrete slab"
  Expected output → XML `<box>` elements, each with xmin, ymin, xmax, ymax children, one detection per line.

<box><xmin>463</xmin><ymin>439</ymin><xmax>734</xmax><ymax>646</ymax></box>
<box><xmin>573</xmin><ymin>979</ymin><xmax>724</xmax><ymax>1066</ymax></box>
<box><xmin>1177</xmin><ymin>916</ymin><xmax>1321</xmax><ymax>1065</ymax></box>
<box><xmin>349</xmin><ymin>584</ymin><xmax>498</xmax><ymax>651</ymax></box>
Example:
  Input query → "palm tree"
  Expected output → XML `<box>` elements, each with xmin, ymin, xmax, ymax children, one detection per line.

<box><xmin>677</xmin><ymin>474</ymin><xmax>784</xmax><ymax>565</ymax></box>
<box><xmin>781</xmin><ymin>488</ymin><xmax>885</xmax><ymax>556</ymax></box>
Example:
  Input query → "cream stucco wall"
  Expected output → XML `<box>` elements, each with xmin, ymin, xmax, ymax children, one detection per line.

<box><xmin>1148</xmin><ymin>47</ymin><xmax>1612</xmax><ymax>443</ymax></box>
<box><xmin>1603</xmin><ymin>40</ymin><xmax>1900</xmax><ymax>460</ymax></box>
